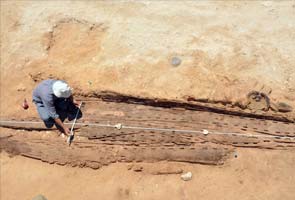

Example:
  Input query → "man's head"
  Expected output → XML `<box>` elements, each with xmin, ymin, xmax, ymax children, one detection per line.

<box><xmin>52</xmin><ymin>80</ymin><xmax>72</xmax><ymax>98</ymax></box>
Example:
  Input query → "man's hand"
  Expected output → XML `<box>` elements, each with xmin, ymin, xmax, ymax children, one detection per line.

<box><xmin>73</xmin><ymin>99</ymin><xmax>80</xmax><ymax>107</ymax></box>
<box><xmin>63</xmin><ymin>127</ymin><xmax>71</xmax><ymax>136</ymax></box>
<box><xmin>54</xmin><ymin>118</ymin><xmax>70</xmax><ymax>135</ymax></box>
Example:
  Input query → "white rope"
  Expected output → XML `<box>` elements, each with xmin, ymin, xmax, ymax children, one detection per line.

<box><xmin>0</xmin><ymin>120</ymin><xmax>294</xmax><ymax>140</ymax></box>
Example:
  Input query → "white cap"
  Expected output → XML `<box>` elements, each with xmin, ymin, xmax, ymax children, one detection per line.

<box><xmin>52</xmin><ymin>80</ymin><xmax>72</xmax><ymax>98</ymax></box>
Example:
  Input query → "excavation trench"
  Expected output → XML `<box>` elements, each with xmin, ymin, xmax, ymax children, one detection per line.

<box><xmin>0</xmin><ymin>94</ymin><xmax>294</xmax><ymax>169</ymax></box>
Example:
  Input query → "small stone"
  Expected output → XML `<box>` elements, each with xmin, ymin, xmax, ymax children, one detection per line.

<box><xmin>32</xmin><ymin>194</ymin><xmax>47</xmax><ymax>200</ymax></box>
<box><xmin>171</xmin><ymin>57</ymin><xmax>182</xmax><ymax>67</ymax></box>
<box><xmin>114</xmin><ymin>123</ymin><xmax>122</xmax><ymax>130</ymax></box>
<box><xmin>181</xmin><ymin>172</ymin><xmax>192</xmax><ymax>181</ymax></box>
<box><xmin>276</xmin><ymin>102</ymin><xmax>293</xmax><ymax>113</ymax></box>
<box><xmin>202</xmin><ymin>129</ymin><xmax>209</xmax><ymax>135</ymax></box>
<box><xmin>132</xmin><ymin>165</ymin><xmax>143</xmax><ymax>172</ymax></box>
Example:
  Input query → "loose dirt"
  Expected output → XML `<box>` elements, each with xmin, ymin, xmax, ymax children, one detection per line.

<box><xmin>1</xmin><ymin>149</ymin><xmax>295</xmax><ymax>200</ymax></box>
<box><xmin>1</xmin><ymin>1</ymin><xmax>295</xmax><ymax>200</ymax></box>
<box><xmin>1</xmin><ymin>1</ymin><xmax>295</xmax><ymax>118</ymax></box>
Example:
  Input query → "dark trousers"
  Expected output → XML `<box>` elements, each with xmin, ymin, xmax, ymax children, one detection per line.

<box><xmin>34</xmin><ymin>99</ymin><xmax>82</xmax><ymax>130</ymax></box>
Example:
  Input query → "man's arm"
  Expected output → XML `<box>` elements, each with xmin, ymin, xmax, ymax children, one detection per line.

<box><xmin>54</xmin><ymin>118</ymin><xmax>70</xmax><ymax>135</ymax></box>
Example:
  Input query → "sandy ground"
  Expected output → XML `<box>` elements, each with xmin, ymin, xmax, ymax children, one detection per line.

<box><xmin>1</xmin><ymin>149</ymin><xmax>295</xmax><ymax>200</ymax></box>
<box><xmin>1</xmin><ymin>1</ymin><xmax>295</xmax><ymax>118</ymax></box>
<box><xmin>1</xmin><ymin>1</ymin><xmax>295</xmax><ymax>200</ymax></box>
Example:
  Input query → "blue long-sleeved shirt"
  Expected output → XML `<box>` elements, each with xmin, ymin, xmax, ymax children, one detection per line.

<box><xmin>32</xmin><ymin>79</ymin><xmax>60</xmax><ymax>119</ymax></box>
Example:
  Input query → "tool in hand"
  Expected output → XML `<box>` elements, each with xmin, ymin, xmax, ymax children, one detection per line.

<box><xmin>67</xmin><ymin>102</ymin><xmax>83</xmax><ymax>146</ymax></box>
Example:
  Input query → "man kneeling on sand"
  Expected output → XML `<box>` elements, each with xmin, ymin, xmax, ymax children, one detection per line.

<box><xmin>32</xmin><ymin>79</ymin><xmax>82</xmax><ymax>135</ymax></box>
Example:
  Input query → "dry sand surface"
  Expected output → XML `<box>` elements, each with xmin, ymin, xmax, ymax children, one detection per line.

<box><xmin>1</xmin><ymin>149</ymin><xmax>295</xmax><ymax>200</ymax></box>
<box><xmin>1</xmin><ymin>1</ymin><xmax>295</xmax><ymax>200</ymax></box>
<box><xmin>1</xmin><ymin>0</ymin><xmax>295</xmax><ymax>118</ymax></box>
